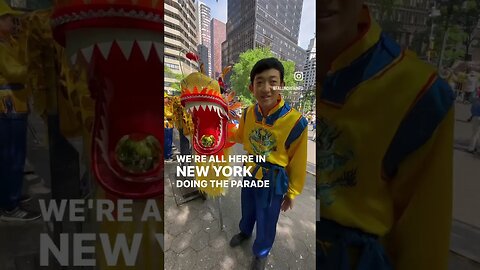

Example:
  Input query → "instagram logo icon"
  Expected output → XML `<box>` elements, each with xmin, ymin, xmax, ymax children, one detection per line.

<box><xmin>294</xmin><ymin>71</ymin><xmax>304</xmax><ymax>82</ymax></box>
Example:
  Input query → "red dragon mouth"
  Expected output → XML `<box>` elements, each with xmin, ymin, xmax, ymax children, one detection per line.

<box><xmin>89</xmin><ymin>41</ymin><xmax>164</xmax><ymax>199</ymax></box>
<box><xmin>181</xmin><ymin>90</ymin><xmax>228</xmax><ymax>155</ymax></box>
<box><xmin>52</xmin><ymin>1</ymin><xmax>165</xmax><ymax>198</ymax></box>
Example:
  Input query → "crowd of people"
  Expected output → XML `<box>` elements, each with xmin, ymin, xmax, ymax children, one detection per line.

<box><xmin>442</xmin><ymin>68</ymin><xmax>480</xmax><ymax>153</ymax></box>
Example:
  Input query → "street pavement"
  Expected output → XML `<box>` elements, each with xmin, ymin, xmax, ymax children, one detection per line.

<box><xmin>0</xmin><ymin>113</ymin><xmax>52</xmax><ymax>270</ymax></box>
<box><xmin>164</xmin><ymin>127</ymin><xmax>317</xmax><ymax>270</ymax></box>
<box><xmin>450</xmin><ymin>102</ymin><xmax>480</xmax><ymax>267</ymax></box>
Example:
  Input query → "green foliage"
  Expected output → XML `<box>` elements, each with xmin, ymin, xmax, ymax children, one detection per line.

<box><xmin>371</xmin><ymin>0</ymin><xmax>480</xmax><ymax>65</ymax></box>
<box><xmin>164</xmin><ymin>66</ymin><xmax>186</xmax><ymax>92</ymax></box>
<box><xmin>434</xmin><ymin>0</ymin><xmax>480</xmax><ymax>66</ymax></box>
<box><xmin>300</xmin><ymin>87</ymin><xmax>316</xmax><ymax>113</ymax></box>
<box><xmin>230</xmin><ymin>47</ymin><xmax>299</xmax><ymax>104</ymax></box>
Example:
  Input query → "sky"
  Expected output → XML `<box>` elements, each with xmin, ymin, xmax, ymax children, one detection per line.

<box><xmin>200</xmin><ymin>0</ymin><xmax>316</xmax><ymax>50</ymax></box>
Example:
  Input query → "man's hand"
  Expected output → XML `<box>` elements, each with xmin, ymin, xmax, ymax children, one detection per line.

<box><xmin>281</xmin><ymin>196</ymin><xmax>294</xmax><ymax>212</ymax></box>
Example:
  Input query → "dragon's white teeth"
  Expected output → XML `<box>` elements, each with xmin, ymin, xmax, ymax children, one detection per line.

<box><xmin>200</xmin><ymin>104</ymin><xmax>206</xmax><ymax>111</ymax></box>
<box><xmin>117</xmin><ymin>41</ymin><xmax>135</xmax><ymax>59</ymax></box>
<box><xmin>81</xmin><ymin>46</ymin><xmax>94</xmax><ymax>63</ymax></box>
<box><xmin>97</xmin><ymin>42</ymin><xmax>112</xmax><ymax>59</ymax></box>
<box><xmin>137</xmin><ymin>41</ymin><xmax>153</xmax><ymax>60</ymax></box>
<box><xmin>95</xmin><ymin>138</ymin><xmax>109</xmax><ymax>164</ymax></box>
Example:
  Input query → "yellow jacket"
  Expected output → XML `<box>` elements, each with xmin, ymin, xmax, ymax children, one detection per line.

<box><xmin>0</xmin><ymin>40</ymin><xmax>28</xmax><ymax>114</ymax></box>
<box><xmin>236</xmin><ymin>97</ymin><xmax>308</xmax><ymax>200</ymax></box>
<box><xmin>318</xmin><ymin>6</ymin><xmax>454</xmax><ymax>269</ymax></box>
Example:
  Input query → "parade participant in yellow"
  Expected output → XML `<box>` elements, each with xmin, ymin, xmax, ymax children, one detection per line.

<box><xmin>0</xmin><ymin>0</ymin><xmax>41</xmax><ymax>221</ymax></box>
<box><xmin>171</xmin><ymin>94</ymin><xmax>193</xmax><ymax>155</ymax></box>
<box><xmin>229</xmin><ymin>57</ymin><xmax>308</xmax><ymax>270</ymax></box>
<box><xmin>317</xmin><ymin>1</ymin><xmax>454</xmax><ymax>269</ymax></box>
<box><xmin>164</xmin><ymin>93</ymin><xmax>174</xmax><ymax>160</ymax></box>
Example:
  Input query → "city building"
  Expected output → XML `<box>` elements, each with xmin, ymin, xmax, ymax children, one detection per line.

<box><xmin>366</xmin><ymin>0</ymin><xmax>431</xmax><ymax>54</ymax></box>
<box><xmin>222</xmin><ymin>0</ymin><xmax>306</xmax><ymax>71</ymax></box>
<box><xmin>196</xmin><ymin>1</ymin><xmax>212</xmax><ymax>77</ymax></box>
<box><xmin>164</xmin><ymin>0</ymin><xmax>199</xmax><ymax>93</ymax></box>
<box><xmin>198</xmin><ymin>44</ymin><xmax>209</xmax><ymax>75</ymax></box>
<box><xmin>302</xmin><ymin>36</ymin><xmax>316</xmax><ymax>91</ymax></box>
<box><xmin>210</xmin><ymin>18</ymin><xmax>226</xmax><ymax>79</ymax></box>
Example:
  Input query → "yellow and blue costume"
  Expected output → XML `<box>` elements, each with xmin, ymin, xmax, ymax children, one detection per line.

<box><xmin>164</xmin><ymin>94</ymin><xmax>174</xmax><ymax>159</ymax></box>
<box><xmin>236</xmin><ymin>97</ymin><xmax>308</xmax><ymax>257</ymax></box>
<box><xmin>0</xmin><ymin>3</ymin><xmax>28</xmax><ymax>211</ymax></box>
<box><xmin>317</xmin><ymin>6</ymin><xmax>454</xmax><ymax>270</ymax></box>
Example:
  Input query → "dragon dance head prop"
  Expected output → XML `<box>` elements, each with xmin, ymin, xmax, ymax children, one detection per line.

<box><xmin>180</xmin><ymin>72</ymin><xmax>229</xmax><ymax>155</ymax></box>
<box><xmin>52</xmin><ymin>0</ymin><xmax>164</xmax><ymax>199</ymax></box>
<box><xmin>179</xmin><ymin>56</ymin><xmax>241</xmax><ymax>196</ymax></box>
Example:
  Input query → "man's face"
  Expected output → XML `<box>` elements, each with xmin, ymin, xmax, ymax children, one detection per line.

<box><xmin>0</xmin><ymin>15</ymin><xmax>14</xmax><ymax>36</ymax></box>
<box><xmin>317</xmin><ymin>0</ymin><xmax>364</xmax><ymax>45</ymax></box>
<box><xmin>249</xmin><ymin>68</ymin><xmax>283</xmax><ymax>113</ymax></box>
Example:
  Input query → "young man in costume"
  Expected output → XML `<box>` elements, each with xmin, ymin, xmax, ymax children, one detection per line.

<box><xmin>0</xmin><ymin>0</ymin><xmax>40</xmax><ymax>221</ymax></box>
<box><xmin>229</xmin><ymin>58</ymin><xmax>308</xmax><ymax>270</ymax></box>
<box><xmin>317</xmin><ymin>1</ymin><xmax>454</xmax><ymax>269</ymax></box>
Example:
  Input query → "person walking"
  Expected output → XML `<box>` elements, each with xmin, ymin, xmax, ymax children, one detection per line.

<box><xmin>468</xmin><ymin>88</ymin><xmax>480</xmax><ymax>153</ymax></box>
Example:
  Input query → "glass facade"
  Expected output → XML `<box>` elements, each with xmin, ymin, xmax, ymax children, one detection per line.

<box><xmin>223</xmin><ymin>0</ymin><xmax>306</xmax><ymax>71</ymax></box>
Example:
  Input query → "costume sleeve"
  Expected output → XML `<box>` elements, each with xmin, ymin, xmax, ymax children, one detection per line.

<box><xmin>0</xmin><ymin>44</ymin><xmax>27</xmax><ymax>83</ymax></box>
<box><xmin>234</xmin><ymin>107</ymin><xmax>247</xmax><ymax>144</ymax></box>
<box><xmin>285</xmin><ymin>116</ymin><xmax>309</xmax><ymax>200</ymax></box>
<box><xmin>383</xmin><ymin>78</ymin><xmax>454</xmax><ymax>270</ymax></box>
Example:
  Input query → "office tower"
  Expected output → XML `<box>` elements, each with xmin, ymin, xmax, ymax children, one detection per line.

<box><xmin>211</xmin><ymin>18</ymin><xmax>226</xmax><ymax>79</ymax></box>
<box><xmin>222</xmin><ymin>0</ymin><xmax>306</xmax><ymax>71</ymax></box>
<box><xmin>165</xmin><ymin>0</ymin><xmax>199</xmax><ymax>93</ymax></box>
<box><xmin>197</xmin><ymin>1</ymin><xmax>212</xmax><ymax>76</ymax></box>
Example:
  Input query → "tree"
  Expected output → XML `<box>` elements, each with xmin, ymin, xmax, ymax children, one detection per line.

<box><xmin>442</xmin><ymin>25</ymin><xmax>467</xmax><ymax>66</ymax></box>
<box><xmin>428</xmin><ymin>22</ymin><xmax>466</xmax><ymax>66</ymax></box>
<box><xmin>300</xmin><ymin>86</ymin><xmax>316</xmax><ymax>113</ymax></box>
<box><xmin>229</xmin><ymin>47</ymin><xmax>298</xmax><ymax>104</ymax></box>
<box><xmin>456</xmin><ymin>0</ymin><xmax>480</xmax><ymax>64</ymax></box>
<box><xmin>164</xmin><ymin>66</ymin><xmax>185</xmax><ymax>93</ymax></box>
<box><xmin>368</xmin><ymin>0</ymin><xmax>405</xmax><ymax>37</ymax></box>
<box><xmin>434</xmin><ymin>0</ymin><xmax>480</xmax><ymax>69</ymax></box>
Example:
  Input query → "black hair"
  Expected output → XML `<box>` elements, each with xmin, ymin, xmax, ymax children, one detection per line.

<box><xmin>250</xmin><ymin>57</ymin><xmax>284</xmax><ymax>84</ymax></box>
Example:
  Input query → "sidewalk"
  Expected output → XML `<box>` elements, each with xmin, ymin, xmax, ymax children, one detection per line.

<box><xmin>164</xmin><ymin>129</ymin><xmax>316</xmax><ymax>270</ymax></box>
<box><xmin>450</xmin><ymin>102</ymin><xmax>480</xmax><ymax>267</ymax></box>
<box><xmin>0</xmin><ymin>113</ymin><xmax>51</xmax><ymax>270</ymax></box>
